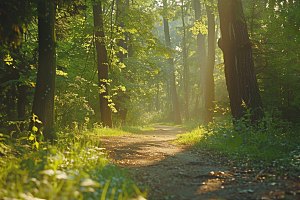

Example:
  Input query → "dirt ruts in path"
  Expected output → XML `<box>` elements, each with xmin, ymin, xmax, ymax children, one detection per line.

<box><xmin>100</xmin><ymin>125</ymin><xmax>300</xmax><ymax>200</ymax></box>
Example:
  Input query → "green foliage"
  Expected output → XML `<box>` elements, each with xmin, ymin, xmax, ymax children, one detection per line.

<box><xmin>242</xmin><ymin>0</ymin><xmax>300</xmax><ymax>123</ymax></box>
<box><xmin>0</xmin><ymin>129</ymin><xmax>145</xmax><ymax>200</ymax></box>
<box><xmin>0</xmin><ymin>133</ymin><xmax>10</xmax><ymax>155</ymax></box>
<box><xmin>55</xmin><ymin>75</ymin><xmax>96</xmax><ymax>130</ymax></box>
<box><xmin>120</xmin><ymin>125</ymin><xmax>155</xmax><ymax>134</ymax></box>
<box><xmin>91</xmin><ymin>127</ymin><xmax>132</xmax><ymax>136</ymax></box>
<box><xmin>175</xmin><ymin>113</ymin><xmax>300</xmax><ymax>170</ymax></box>
<box><xmin>190</xmin><ymin>16</ymin><xmax>208</xmax><ymax>36</ymax></box>
<box><xmin>181</xmin><ymin>119</ymin><xmax>203</xmax><ymax>132</ymax></box>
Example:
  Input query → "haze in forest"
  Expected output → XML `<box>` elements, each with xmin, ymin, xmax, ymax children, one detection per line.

<box><xmin>1</xmin><ymin>0</ymin><xmax>300</xmax><ymax>199</ymax></box>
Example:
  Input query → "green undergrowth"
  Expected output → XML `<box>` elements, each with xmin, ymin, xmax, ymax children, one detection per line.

<box><xmin>91</xmin><ymin>127</ymin><xmax>133</xmax><ymax>137</ymax></box>
<box><xmin>0</xmin><ymin>127</ymin><xmax>147</xmax><ymax>200</ymax></box>
<box><xmin>181</xmin><ymin>119</ymin><xmax>203</xmax><ymax>132</ymax></box>
<box><xmin>175</xmin><ymin>114</ymin><xmax>300</xmax><ymax>172</ymax></box>
<box><xmin>119</xmin><ymin>125</ymin><xmax>155</xmax><ymax>134</ymax></box>
<box><xmin>158</xmin><ymin>119</ymin><xmax>203</xmax><ymax>132</ymax></box>
<box><xmin>76</xmin><ymin>125</ymin><xmax>154</xmax><ymax>136</ymax></box>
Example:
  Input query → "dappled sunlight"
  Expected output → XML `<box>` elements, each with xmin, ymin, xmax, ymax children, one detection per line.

<box><xmin>1</xmin><ymin>0</ymin><xmax>300</xmax><ymax>199</ymax></box>
<box><xmin>100</xmin><ymin>125</ymin><xmax>232</xmax><ymax>199</ymax></box>
<box><xmin>196</xmin><ymin>178</ymin><xmax>223</xmax><ymax>195</ymax></box>
<box><xmin>99</xmin><ymin>126</ymin><xmax>187</xmax><ymax>168</ymax></box>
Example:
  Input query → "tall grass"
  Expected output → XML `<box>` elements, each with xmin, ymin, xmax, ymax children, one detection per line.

<box><xmin>119</xmin><ymin>125</ymin><xmax>154</xmax><ymax>134</ymax></box>
<box><xmin>175</xmin><ymin>114</ymin><xmax>300</xmax><ymax>171</ymax></box>
<box><xmin>0</xmin><ymin>127</ymin><xmax>146</xmax><ymax>200</ymax></box>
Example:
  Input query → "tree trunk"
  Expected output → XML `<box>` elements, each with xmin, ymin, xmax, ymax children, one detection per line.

<box><xmin>181</xmin><ymin>0</ymin><xmax>189</xmax><ymax>122</ymax></box>
<box><xmin>31</xmin><ymin>0</ymin><xmax>57</xmax><ymax>142</ymax></box>
<box><xmin>163</xmin><ymin>0</ymin><xmax>181</xmax><ymax>125</ymax></box>
<box><xmin>194</xmin><ymin>0</ymin><xmax>207</xmax><ymax>119</ymax></box>
<box><xmin>218</xmin><ymin>0</ymin><xmax>265</xmax><ymax>123</ymax></box>
<box><xmin>116</xmin><ymin>0</ymin><xmax>126</xmax><ymax>61</ymax></box>
<box><xmin>93</xmin><ymin>0</ymin><xmax>112</xmax><ymax>128</ymax></box>
<box><xmin>116</xmin><ymin>0</ymin><xmax>129</xmax><ymax>124</ymax></box>
<box><xmin>204</xmin><ymin>5</ymin><xmax>215</xmax><ymax>124</ymax></box>
<box><xmin>156</xmin><ymin>83</ymin><xmax>160</xmax><ymax>111</ymax></box>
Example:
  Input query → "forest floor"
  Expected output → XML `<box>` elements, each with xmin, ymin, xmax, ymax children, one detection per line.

<box><xmin>100</xmin><ymin>125</ymin><xmax>300</xmax><ymax>200</ymax></box>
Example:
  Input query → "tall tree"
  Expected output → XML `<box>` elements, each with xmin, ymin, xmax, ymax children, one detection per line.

<box><xmin>31</xmin><ymin>0</ymin><xmax>57</xmax><ymax>142</ymax></box>
<box><xmin>163</xmin><ymin>0</ymin><xmax>182</xmax><ymax>125</ymax></box>
<box><xmin>204</xmin><ymin>5</ymin><xmax>215</xmax><ymax>124</ymax></box>
<box><xmin>93</xmin><ymin>0</ymin><xmax>112</xmax><ymax>127</ymax></box>
<box><xmin>193</xmin><ymin>0</ymin><xmax>206</xmax><ymax>119</ymax></box>
<box><xmin>218</xmin><ymin>0</ymin><xmax>264</xmax><ymax>123</ymax></box>
<box><xmin>115</xmin><ymin>0</ymin><xmax>130</xmax><ymax>124</ymax></box>
<box><xmin>181</xmin><ymin>0</ymin><xmax>189</xmax><ymax>122</ymax></box>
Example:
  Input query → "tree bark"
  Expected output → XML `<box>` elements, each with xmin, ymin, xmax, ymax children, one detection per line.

<box><xmin>93</xmin><ymin>0</ymin><xmax>112</xmax><ymax>128</ymax></box>
<box><xmin>31</xmin><ymin>0</ymin><xmax>57</xmax><ymax>142</ymax></box>
<box><xmin>163</xmin><ymin>0</ymin><xmax>182</xmax><ymax>125</ymax></box>
<box><xmin>218</xmin><ymin>0</ymin><xmax>265</xmax><ymax>123</ymax></box>
<box><xmin>156</xmin><ymin>83</ymin><xmax>160</xmax><ymax>111</ymax></box>
<box><xmin>194</xmin><ymin>0</ymin><xmax>207</xmax><ymax>119</ymax></box>
<box><xmin>181</xmin><ymin>0</ymin><xmax>189</xmax><ymax>122</ymax></box>
<box><xmin>116</xmin><ymin>0</ymin><xmax>129</xmax><ymax>124</ymax></box>
<box><xmin>204</xmin><ymin>5</ymin><xmax>215</xmax><ymax>124</ymax></box>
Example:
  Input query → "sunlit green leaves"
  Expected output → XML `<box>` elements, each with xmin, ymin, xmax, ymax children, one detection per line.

<box><xmin>32</xmin><ymin>126</ymin><xmax>38</xmax><ymax>133</ymax></box>
<box><xmin>28</xmin><ymin>133</ymin><xmax>35</xmax><ymax>141</ymax></box>
<box><xmin>0</xmin><ymin>129</ymin><xmax>142</xmax><ymax>199</ymax></box>
<box><xmin>190</xmin><ymin>17</ymin><xmax>208</xmax><ymax>36</ymax></box>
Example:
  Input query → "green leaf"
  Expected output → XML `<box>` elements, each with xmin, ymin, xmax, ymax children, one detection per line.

<box><xmin>29</xmin><ymin>134</ymin><xmax>35</xmax><ymax>141</ymax></box>
<box><xmin>257</xmin><ymin>134</ymin><xmax>267</xmax><ymax>141</ymax></box>
<box><xmin>34</xmin><ymin>141</ymin><xmax>39</xmax><ymax>149</ymax></box>
<box><xmin>228</xmin><ymin>133</ymin><xmax>243</xmax><ymax>149</ymax></box>
<box><xmin>234</xmin><ymin>133</ymin><xmax>243</xmax><ymax>146</ymax></box>
<box><xmin>0</xmin><ymin>133</ymin><xmax>10</xmax><ymax>138</ymax></box>
<box><xmin>32</xmin><ymin>126</ymin><xmax>38</xmax><ymax>132</ymax></box>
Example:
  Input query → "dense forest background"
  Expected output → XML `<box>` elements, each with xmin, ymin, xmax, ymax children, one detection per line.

<box><xmin>1</xmin><ymin>0</ymin><xmax>300</xmax><ymax>199</ymax></box>
<box><xmin>1</xmin><ymin>0</ymin><xmax>299</xmax><ymax>137</ymax></box>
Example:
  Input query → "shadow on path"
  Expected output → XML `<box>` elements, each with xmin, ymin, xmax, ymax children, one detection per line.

<box><xmin>100</xmin><ymin>125</ymin><xmax>298</xmax><ymax>200</ymax></box>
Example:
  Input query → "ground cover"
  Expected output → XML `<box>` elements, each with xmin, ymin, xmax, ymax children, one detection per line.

<box><xmin>0</xmin><ymin>128</ymin><xmax>145</xmax><ymax>200</ymax></box>
<box><xmin>100</xmin><ymin>124</ymin><xmax>300</xmax><ymax>200</ymax></box>
<box><xmin>1</xmin><ymin>119</ymin><xmax>300</xmax><ymax>200</ymax></box>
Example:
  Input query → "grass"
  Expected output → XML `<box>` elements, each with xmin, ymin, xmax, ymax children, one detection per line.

<box><xmin>157</xmin><ymin>119</ymin><xmax>204</xmax><ymax>132</ymax></box>
<box><xmin>119</xmin><ymin>125</ymin><xmax>155</xmax><ymax>134</ymax></box>
<box><xmin>92</xmin><ymin>127</ymin><xmax>133</xmax><ymax>136</ymax></box>
<box><xmin>174</xmin><ymin>126</ymin><xmax>207</xmax><ymax>146</ymax></box>
<box><xmin>174</xmin><ymin>115</ymin><xmax>300</xmax><ymax>172</ymax></box>
<box><xmin>0</xmin><ymin>126</ymin><xmax>147</xmax><ymax>200</ymax></box>
<box><xmin>181</xmin><ymin>119</ymin><xmax>204</xmax><ymax>132</ymax></box>
<box><xmin>75</xmin><ymin>125</ymin><xmax>155</xmax><ymax>137</ymax></box>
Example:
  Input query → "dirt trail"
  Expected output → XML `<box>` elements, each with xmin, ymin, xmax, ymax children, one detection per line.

<box><xmin>100</xmin><ymin>125</ymin><xmax>300</xmax><ymax>200</ymax></box>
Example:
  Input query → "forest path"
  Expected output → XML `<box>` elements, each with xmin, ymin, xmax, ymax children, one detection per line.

<box><xmin>100</xmin><ymin>125</ymin><xmax>298</xmax><ymax>200</ymax></box>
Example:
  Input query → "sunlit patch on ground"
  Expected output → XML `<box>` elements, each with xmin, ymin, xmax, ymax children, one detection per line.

<box><xmin>196</xmin><ymin>178</ymin><xmax>223</xmax><ymax>195</ymax></box>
